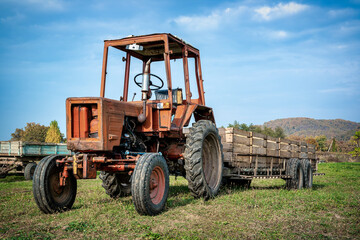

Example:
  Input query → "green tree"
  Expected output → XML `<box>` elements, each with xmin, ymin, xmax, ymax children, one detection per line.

<box><xmin>274</xmin><ymin>126</ymin><xmax>286</xmax><ymax>138</ymax></box>
<box><xmin>315</xmin><ymin>135</ymin><xmax>328</xmax><ymax>151</ymax></box>
<box><xmin>11</xmin><ymin>122</ymin><xmax>49</xmax><ymax>142</ymax></box>
<box><xmin>349</xmin><ymin>131</ymin><xmax>360</xmax><ymax>157</ymax></box>
<box><xmin>227</xmin><ymin>121</ymin><xmax>286</xmax><ymax>138</ymax></box>
<box><xmin>11</xmin><ymin>128</ymin><xmax>24</xmax><ymax>141</ymax></box>
<box><xmin>330</xmin><ymin>138</ymin><xmax>338</xmax><ymax>152</ymax></box>
<box><xmin>45</xmin><ymin>120</ymin><xmax>62</xmax><ymax>143</ymax></box>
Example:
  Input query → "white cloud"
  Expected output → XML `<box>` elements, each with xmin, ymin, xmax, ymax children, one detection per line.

<box><xmin>174</xmin><ymin>2</ymin><xmax>309</xmax><ymax>31</ymax></box>
<box><xmin>254</xmin><ymin>2</ymin><xmax>309</xmax><ymax>21</ymax></box>
<box><xmin>1</xmin><ymin>12</ymin><xmax>25</xmax><ymax>24</ymax></box>
<box><xmin>319</xmin><ymin>88</ymin><xmax>354</xmax><ymax>94</ymax></box>
<box><xmin>174</xmin><ymin>6</ymin><xmax>247</xmax><ymax>31</ymax></box>
<box><xmin>174</xmin><ymin>13</ymin><xmax>221</xmax><ymax>31</ymax></box>
<box><xmin>328</xmin><ymin>8</ymin><xmax>357</xmax><ymax>18</ymax></box>
<box><xmin>270</xmin><ymin>30</ymin><xmax>289</xmax><ymax>39</ymax></box>
<box><xmin>1</xmin><ymin>0</ymin><xmax>65</xmax><ymax>11</ymax></box>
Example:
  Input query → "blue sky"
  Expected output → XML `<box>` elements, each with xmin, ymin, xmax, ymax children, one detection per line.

<box><xmin>0</xmin><ymin>0</ymin><xmax>359</xmax><ymax>140</ymax></box>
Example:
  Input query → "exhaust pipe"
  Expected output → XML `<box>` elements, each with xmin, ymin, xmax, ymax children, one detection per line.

<box><xmin>138</xmin><ymin>58</ymin><xmax>151</xmax><ymax>123</ymax></box>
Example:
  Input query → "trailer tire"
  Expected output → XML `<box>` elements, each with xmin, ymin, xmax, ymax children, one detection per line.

<box><xmin>286</xmin><ymin>158</ymin><xmax>304</xmax><ymax>190</ymax></box>
<box><xmin>300</xmin><ymin>159</ymin><xmax>313</xmax><ymax>188</ymax></box>
<box><xmin>33</xmin><ymin>155</ymin><xmax>77</xmax><ymax>213</ymax></box>
<box><xmin>24</xmin><ymin>162</ymin><xmax>37</xmax><ymax>180</ymax></box>
<box><xmin>0</xmin><ymin>165</ymin><xmax>7</xmax><ymax>178</ymax></box>
<box><xmin>184</xmin><ymin>120</ymin><xmax>223</xmax><ymax>200</ymax></box>
<box><xmin>131</xmin><ymin>153</ymin><xmax>169</xmax><ymax>216</ymax></box>
<box><xmin>99</xmin><ymin>172</ymin><xmax>131</xmax><ymax>198</ymax></box>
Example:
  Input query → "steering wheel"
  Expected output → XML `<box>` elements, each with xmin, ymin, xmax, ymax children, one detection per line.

<box><xmin>134</xmin><ymin>73</ymin><xmax>164</xmax><ymax>90</ymax></box>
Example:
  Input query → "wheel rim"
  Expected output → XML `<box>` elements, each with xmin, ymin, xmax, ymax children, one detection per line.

<box><xmin>202</xmin><ymin>133</ymin><xmax>221</xmax><ymax>190</ymax></box>
<box><xmin>149</xmin><ymin>166</ymin><xmax>165</xmax><ymax>205</ymax></box>
<box><xmin>48</xmin><ymin>169</ymin><xmax>72</xmax><ymax>204</ymax></box>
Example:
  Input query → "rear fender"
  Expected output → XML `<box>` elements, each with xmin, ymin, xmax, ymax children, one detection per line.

<box><xmin>182</xmin><ymin>105</ymin><xmax>215</xmax><ymax>128</ymax></box>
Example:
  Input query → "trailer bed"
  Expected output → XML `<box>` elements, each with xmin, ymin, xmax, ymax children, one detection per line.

<box><xmin>218</xmin><ymin>128</ymin><xmax>318</xmax><ymax>178</ymax></box>
<box><xmin>0</xmin><ymin>141</ymin><xmax>71</xmax><ymax>157</ymax></box>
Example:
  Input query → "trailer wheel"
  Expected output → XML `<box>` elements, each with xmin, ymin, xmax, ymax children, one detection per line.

<box><xmin>300</xmin><ymin>159</ymin><xmax>313</xmax><ymax>188</ymax></box>
<box><xmin>131</xmin><ymin>153</ymin><xmax>169</xmax><ymax>216</ymax></box>
<box><xmin>184</xmin><ymin>120</ymin><xmax>224</xmax><ymax>200</ymax></box>
<box><xmin>33</xmin><ymin>155</ymin><xmax>77</xmax><ymax>213</ymax></box>
<box><xmin>24</xmin><ymin>162</ymin><xmax>37</xmax><ymax>180</ymax></box>
<box><xmin>286</xmin><ymin>158</ymin><xmax>304</xmax><ymax>190</ymax></box>
<box><xmin>0</xmin><ymin>165</ymin><xmax>7</xmax><ymax>178</ymax></box>
<box><xmin>99</xmin><ymin>172</ymin><xmax>131</xmax><ymax>198</ymax></box>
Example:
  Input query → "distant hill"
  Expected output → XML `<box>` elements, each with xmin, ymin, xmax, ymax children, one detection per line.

<box><xmin>263</xmin><ymin>118</ymin><xmax>360</xmax><ymax>141</ymax></box>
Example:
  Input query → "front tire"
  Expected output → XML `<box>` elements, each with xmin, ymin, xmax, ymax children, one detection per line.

<box><xmin>184</xmin><ymin>120</ymin><xmax>224</xmax><ymax>200</ymax></box>
<box><xmin>24</xmin><ymin>162</ymin><xmax>37</xmax><ymax>180</ymax></box>
<box><xmin>33</xmin><ymin>155</ymin><xmax>77</xmax><ymax>213</ymax></box>
<box><xmin>131</xmin><ymin>153</ymin><xmax>169</xmax><ymax>216</ymax></box>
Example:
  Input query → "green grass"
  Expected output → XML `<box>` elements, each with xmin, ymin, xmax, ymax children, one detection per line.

<box><xmin>0</xmin><ymin>163</ymin><xmax>359</xmax><ymax>239</ymax></box>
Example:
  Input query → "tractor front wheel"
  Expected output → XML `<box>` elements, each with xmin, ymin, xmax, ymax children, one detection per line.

<box><xmin>33</xmin><ymin>155</ymin><xmax>77</xmax><ymax>213</ymax></box>
<box><xmin>131</xmin><ymin>153</ymin><xmax>169</xmax><ymax>216</ymax></box>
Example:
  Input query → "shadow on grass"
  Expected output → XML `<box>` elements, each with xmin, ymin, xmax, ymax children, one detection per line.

<box><xmin>311</xmin><ymin>184</ymin><xmax>326</xmax><ymax>190</ymax></box>
<box><xmin>166</xmin><ymin>185</ymin><xmax>197</xmax><ymax>209</ymax></box>
<box><xmin>0</xmin><ymin>173</ymin><xmax>25</xmax><ymax>183</ymax></box>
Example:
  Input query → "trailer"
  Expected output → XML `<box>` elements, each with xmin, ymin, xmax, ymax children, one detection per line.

<box><xmin>219</xmin><ymin>128</ymin><xmax>322</xmax><ymax>189</ymax></box>
<box><xmin>0</xmin><ymin>141</ymin><xmax>71</xmax><ymax>179</ymax></box>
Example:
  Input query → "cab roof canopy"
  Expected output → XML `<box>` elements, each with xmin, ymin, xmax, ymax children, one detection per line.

<box><xmin>104</xmin><ymin>33</ymin><xmax>199</xmax><ymax>62</ymax></box>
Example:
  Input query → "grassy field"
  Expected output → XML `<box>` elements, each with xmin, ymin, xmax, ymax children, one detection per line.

<box><xmin>0</xmin><ymin>162</ymin><xmax>359</xmax><ymax>239</ymax></box>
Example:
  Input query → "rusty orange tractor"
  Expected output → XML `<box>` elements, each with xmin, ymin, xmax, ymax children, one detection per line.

<box><xmin>32</xmin><ymin>33</ymin><xmax>223</xmax><ymax>215</ymax></box>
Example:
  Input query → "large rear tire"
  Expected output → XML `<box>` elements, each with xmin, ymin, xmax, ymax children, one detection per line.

<box><xmin>131</xmin><ymin>153</ymin><xmax>169</xmax><ymax>216</ymax></box>
<box><xmin>24</xmin><ymin>162</ymin><xmax>37</xmax><ymax>180</ymax></box>
<box><xmin>184</xmin><ymin>120</ymin><xmax>224</xmax><ymax>200</ymax></box>
<box><xmin>300</xmin><ymin>159</ymin><xmax>313</xmax><ymax>188</ymax></box>
<box><xmin>286</xmin><ymin>158</ymin><xmax>304</xmax><ymax>190</ymax></box>
<box><xmin>33</xmin><ymin>155</ymin><xmax>77</xmax><ymax>213</ymax></box>
<box><xmin>99</xmin><ymin>172</ymin><xmax>131</xmax><ymax>198</ymax></box>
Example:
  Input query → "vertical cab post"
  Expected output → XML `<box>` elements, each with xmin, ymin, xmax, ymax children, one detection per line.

<box><xmin>100</xmin><ymin>44</ymin><xmax>109</xmax><ymax>98</ymax></box>
<box><xmin>182</xmin><ymin>46</ymin><xmax>191</xmax><ymax>103</ymax></box>
<box><xmin>123</xmin><ymin>52</ymin><xmax>131</xmax><ymax>101</ymax></box>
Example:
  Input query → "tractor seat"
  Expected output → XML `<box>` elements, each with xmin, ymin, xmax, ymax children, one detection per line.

<box><xmin>155</xmin><ymin>88</ymin><xmax>183</xmax><ymax>105</ymax></box>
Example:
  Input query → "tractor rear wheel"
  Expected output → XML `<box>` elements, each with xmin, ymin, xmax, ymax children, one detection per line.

<box><xmin>131</xmin><ymin>153</ymin><xmax>169</xmax><ymax>216</ymax></box>
<box><xmin>300</xmin><ymin>159</ymin><xmax>313</xmax><ymax>188</ymax></box>
<box><xmin>286</xmin><ymin>158</ymin><xmax>304</xmax><ymax>190</ymax></box>
<box><xmin>33</xmin><ymin>155</ymin><xmax>77</xmax><ymax>213</ymax></box>
<box><xmin>24</xmin><ymin>162</ymin><xmax>37</xmax><ymax>180</ymax></box>
<box><xmin>99</xmin><ymin>172</ymin><xmax>131</xmax><ymax>198</ymax></box>
<box><xmin>184</xmin><ymin>120</ymin><xmax>223</xmax><ymax>200</ymax></box>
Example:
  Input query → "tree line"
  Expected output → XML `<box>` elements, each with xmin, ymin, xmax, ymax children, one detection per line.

<box><xmin>227</xmin><ymin>120</ymin><xmax>286</xmax><ymax>139</ymax></box>
<box><xmin>226</xmin><ymin>120</ymin><xmax>360</xmax><ymax>156</ymax></box>
<box><xmin>10</xmin><ymin>120</ymin><xmax>65</xmax><ymax>143</ymax></box>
